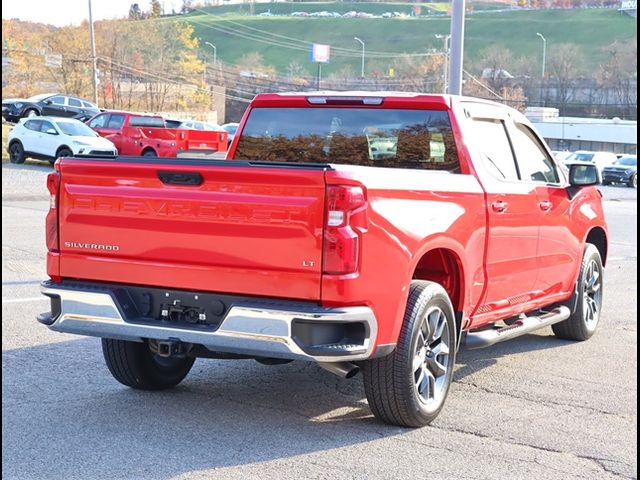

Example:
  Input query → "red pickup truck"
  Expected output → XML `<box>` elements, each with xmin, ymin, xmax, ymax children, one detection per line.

<box><xmin>87</xmin><ymin>111</ymin><xmax>228</xmax><ymax>157</ymax></box>
<box><xmin>39</xmin><ymin>92</ymin><xmax>607</xmax><ymax>427</ymax></box>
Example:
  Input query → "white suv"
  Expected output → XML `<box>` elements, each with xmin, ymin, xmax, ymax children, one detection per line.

<box><xmin>7</xmin><ymin>116</ymin><xmax>117</xmax><ymax>165</ymax></box>
<box><xmin>563</xmin><ymin>150</ymin><xmax>617</xmax><ymax>173</ymax></box>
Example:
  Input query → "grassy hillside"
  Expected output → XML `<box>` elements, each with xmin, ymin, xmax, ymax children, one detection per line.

<box><xmin>178</xmin><ymin>6</ymin><xmax>637</xmax><ymax>76</ymax></box>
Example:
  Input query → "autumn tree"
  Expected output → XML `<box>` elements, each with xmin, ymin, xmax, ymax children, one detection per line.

<box><xmin>150</xmin><ymin>0</ymin><xmax>162</xmax><ymax>17</ymax></box>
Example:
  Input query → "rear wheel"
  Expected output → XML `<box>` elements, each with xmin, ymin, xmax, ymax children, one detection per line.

<box><xmin>362</xmin><ymin>280</ymin><xmax>456</xmax><ymax>427</ymax></box>
<box><xmin>102</xmin><ymin>339</ymin><xmax>195</xmax><ymax>390</ymax></box>
<box><xmin>9</xmin><ymin>142</ymin><xmax>25</xmax><ymax>164</ymax></box>
<box><xmin>552</xmin><ymin>243</ymin><xmax>603</xmax><ymax>341</ymax></box>
<box><xmin>142</xmin><ymin>149</ymin><xmax>158</xmax><ymax>157</ymax></box>
<box><xmin>629</xmin><ymin>173</ymin><xmax>637</xmax><ymax>189</ymax></box>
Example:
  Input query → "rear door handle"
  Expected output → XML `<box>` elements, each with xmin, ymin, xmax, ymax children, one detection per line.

<box><xmin>539</xmin><ymin>200</ymin><xmax>552</xmax><ymax>211</ymax></box>
<box><xmin>158</xmin><ymin>171</ymin><xmax>203</xmax><ymax>186</ymax></box>
<box><xmin>491</xmin><ymin>201</ymin><xmax>508</xmax><ymax>213</ymax></box>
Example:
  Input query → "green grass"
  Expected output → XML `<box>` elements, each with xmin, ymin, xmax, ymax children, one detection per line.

<box><xmin>178</xmin><ymin>7</ymin><xmax>636</xmax><ymax>76</ymax></box>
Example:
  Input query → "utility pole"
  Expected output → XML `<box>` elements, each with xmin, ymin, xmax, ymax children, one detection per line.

<box><xmin>448</xmin><ymin>0</ymin><xmax>466</xmax><ymax>95</ymax></box>
<box><xmin>88</xmin><ymin>0</ymin><xmax>98</xmax><ymax>104</ymax></box>
<box><xmin>435</xmin><ymin>34</ymin><xmax>451</xmax><ymax>94</ymax></box>
<box><xmin>354</xmin><ymin>37</ymin><xmax>365</xmax><ymax>78</ymax></box>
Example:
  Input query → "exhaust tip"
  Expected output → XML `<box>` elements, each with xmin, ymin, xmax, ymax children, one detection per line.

<box><xmin>318</xmin><ymin>362</ymin><xmax>360</xmax><ymax>379</ymax></box>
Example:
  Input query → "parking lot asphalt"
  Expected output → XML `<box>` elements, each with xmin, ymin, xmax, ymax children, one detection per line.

<box><xmin>2</xmin><ymin>162</ymin><xmax>637</xmax><ymax>480</ymax></box>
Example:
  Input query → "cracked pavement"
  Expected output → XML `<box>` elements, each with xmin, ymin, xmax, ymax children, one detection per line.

<box><xmin>2</xmin><ymin>163</ymin><xmax>637</xmax><ymax>480</ymax></box>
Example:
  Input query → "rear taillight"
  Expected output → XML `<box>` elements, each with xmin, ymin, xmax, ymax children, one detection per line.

<box><xmin>46</xmin><ymin>171</ymin><xmax>60</xmax><ymax>252</ymax></box>
<box><xmin>323</xmin><ymin>185</ymin><xmax>366</xmax><ymax>275</ymax></box>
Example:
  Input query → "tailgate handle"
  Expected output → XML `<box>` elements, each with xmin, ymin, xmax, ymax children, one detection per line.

<box><xmin>158</xmin><ymin>171</ymin><xmax>203</xmax><ymax>186</ymax></box>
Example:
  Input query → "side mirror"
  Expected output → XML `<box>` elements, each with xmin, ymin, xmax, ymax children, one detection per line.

<box><xmin>44</xmin><ymin>100</ymin><xmax>53</xmax><ymax>105</ymax></box>
<box><xmin>568</xmin><ymin>163</ymin><xmax>600</xmax><ymax>187</ymax></box>
<box><xmin>45</xmin><ymin>128</ymin><xmax>58</xmax><ymax>135</ymax></box>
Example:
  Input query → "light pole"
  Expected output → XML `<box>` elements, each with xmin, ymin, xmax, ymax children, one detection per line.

<box><xmin>536</xmin><ymin>32</ymin><xmax>546</xmax><ymax>78</ymax></box>
<box><xmin>435</xmin><ymin>34</ymin><xmax>451</xmax><ymax>94</ymax></box>
<box><xmin>353</xmin><ymin>37</ymin><xmax>365</xmax><ymax>78</ymax></box>
<box><xmin>205</xmin><ymin>41</ymin><xmax>217</xmax><ymax>65</ymax></box>
<box><xmin>536</xmin><ymin>32</ymin><xmax>546</xmax><ymax>107</ymax></box>
<box><xmin>448</xmin><ymin>0</ymin><xmax>466</xmax><ymax>95</ymax></box>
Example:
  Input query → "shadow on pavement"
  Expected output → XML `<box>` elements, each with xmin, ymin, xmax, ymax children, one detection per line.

<box><xmin>3</xmin><ymin>332</ymin><xmax>573</xmax><ymax>479</ymax></box>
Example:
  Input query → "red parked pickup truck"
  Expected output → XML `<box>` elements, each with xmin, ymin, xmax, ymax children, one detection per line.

<box><xmin>39</xmin><ymin>92</ymin><xmax>608</xmax><ymax>427</ymax></box>
<box><xmin>87</xmin><ymin>111</ymin><xmax>228</xmax><ymax>157</ymax></box>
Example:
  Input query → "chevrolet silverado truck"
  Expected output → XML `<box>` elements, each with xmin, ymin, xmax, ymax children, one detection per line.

<box><xmin>86</xmin><ymin>111</ymin><xmax>228</xmax><ymax>157</ymax></box>
<box><xmin>38</xmin><ymin>92</ymin><xmax>608</xmax><ymax>427</ymax></box>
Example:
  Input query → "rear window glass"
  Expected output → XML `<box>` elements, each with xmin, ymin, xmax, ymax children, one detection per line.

<box><xmin>129</xmin><ymin>116</ymin><xmax>165</xmax><ymax>127</ymax></box>
<box><xmin>234</xmin><ymin>108</ymin><xmax>460</xmax><ymax>171</ymax></box>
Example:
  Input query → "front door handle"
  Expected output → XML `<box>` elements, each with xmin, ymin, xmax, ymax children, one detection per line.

<box><xmin>539</xmin><ymin>200</ymin><xmax>552</xmax><ymax>211</ymax></box>
<box><xmin>491</xmin><ymin>201</ymin><xmax>508</xmax><ymax>213</ymax></box>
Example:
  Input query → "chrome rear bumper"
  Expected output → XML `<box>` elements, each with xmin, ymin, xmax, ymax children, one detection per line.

<box><xmin>38</xmin><ymin>281</ymin><xmax>378</xmax><ymax>362</ymax></box>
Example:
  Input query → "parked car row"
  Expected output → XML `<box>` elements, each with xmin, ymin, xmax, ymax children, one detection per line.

<box><xmin>556</xmin><ymin>150</ymin><xmax>637</xmax><ymax>188</ymax></box>
<box><xmin>2</xmin><ymin>93</ymin><xmax>100</xmax><ymax>123</ymax></box>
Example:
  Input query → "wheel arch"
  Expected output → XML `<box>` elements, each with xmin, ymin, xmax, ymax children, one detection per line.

<box><xmin>411</xmin><ymin>247</ymin><xmax>466</xmax><ymax>345</ymax></box>
<box><xmin>141</xmin><ymin>146</ymin><xmax>158</xmax><ymax>156</ymax></box>
<box><xmin>55</xmin><ymin>145</ymin><xmax>73</xmax><ymax>157</ymax></box>
<box><xmin>585</xmin><ymin>226</ymin><xmax>608</xmax><ymax>267</ymax></box>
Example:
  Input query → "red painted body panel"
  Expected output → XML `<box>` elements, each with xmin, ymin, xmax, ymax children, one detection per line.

<box><xmin>48</xmin><ymin>93</ymin><xmax>609</xmax><ymax>354</ymax></box>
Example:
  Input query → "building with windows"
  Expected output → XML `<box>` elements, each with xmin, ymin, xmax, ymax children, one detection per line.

<box><xmin>525</xmin><ymin>107</ymin><xmax>637</xmax><ymax>154</ymax></box>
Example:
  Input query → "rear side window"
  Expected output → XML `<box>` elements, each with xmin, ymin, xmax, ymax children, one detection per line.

<box><xmin>129</xmin><ymin>116</ymin><xmax>165</xmax><ymax>127</ymax></box>
<box><xmin>234</xmin><ymin>107</ymin><xmax>460</xmax><ymax>172</ymax></box>
<box><xmin>24</xmin><ymin>119</ymin><xmax>43</xmax><ymax>131</ymax></box>
<box><xmin>68</xmin><ymin>98</ymin><xmax>82</xmax><ymax>107</ymax></box>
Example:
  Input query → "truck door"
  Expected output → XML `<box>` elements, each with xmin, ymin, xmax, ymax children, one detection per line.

<box><xmin>506</xmin><ymin>121</ymin><xmax>580</xmax><ymax>299</ymax></box>
<box><xmin>466</xmin><ymin>116</ymin><xmax>542</xmax><ymax>324</ymax></box>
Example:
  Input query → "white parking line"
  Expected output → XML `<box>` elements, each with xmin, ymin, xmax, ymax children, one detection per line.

<box><xmin>2</xmin><ymin>297</ymin><xmax>47</xmax><ymax>304</ymax></box>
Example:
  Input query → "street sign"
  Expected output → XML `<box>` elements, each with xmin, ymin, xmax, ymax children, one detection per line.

<box><xmin>310</xmin><ymin>44</ymin><xmax>330</xmax><ymax>63</ymax></box>
<box><xmin>45</xmin><ymin>54</ymin><xmax>62</xmax><ymax>68</ymax></box>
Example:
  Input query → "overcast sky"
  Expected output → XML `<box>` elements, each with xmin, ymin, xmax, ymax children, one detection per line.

<box><xmin>2</xmin><ymin>0</ymin><xmax>183</xmax><ymax>26</ymax></box>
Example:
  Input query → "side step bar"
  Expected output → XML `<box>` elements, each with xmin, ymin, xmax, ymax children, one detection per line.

<box><xmin>465</xmin><ymin>306</ymin><xmax>571</xmax><ymax>349</ymax></box>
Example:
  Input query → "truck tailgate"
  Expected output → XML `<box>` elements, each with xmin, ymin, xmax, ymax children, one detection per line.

<box><xmin>57</xmin><ymin>158</ymin><xmax>327</xmax><ymax>300</ymax></box>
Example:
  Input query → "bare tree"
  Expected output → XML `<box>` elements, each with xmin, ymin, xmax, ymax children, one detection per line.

<box><xmin>547</xmin><ymin>43</ymin><xmax>585</xmax><ymax>114</ymax></box>
<box><xmin>597</xmin><ymin>40</ymin><xmax>637</xmax><ymax>119</ymax></box>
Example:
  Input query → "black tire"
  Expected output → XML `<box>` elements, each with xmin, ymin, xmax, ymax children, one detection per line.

<box><xmin>601</xmin><ymin>180</ymin><xmax>611</xmax><ymax>186</ymax></box>
<box><xmin>362</xmin><ymin>280</ymin><xmax>457</xmax><ymax>427</ymax></box>
<box><xmin>552</xmin><ymin>243</ymin><xmax>603</xmax><ymax>341</ymax></box>
<box><xmin>9</xmin><ymin>141</ymin><xmax>25</xmax><ymax>164</ymax></box>
<box><xmin>101</xmin><ymin>339</ymin><xmax>195</xmax><ymax>390</ymax></box>
<box><xmin>629</xmin><ymin>173</ymin><xmax>637</xmax><ymax>189</ymax></box>
<box><xmin>56</xmin><ymin>148</ymin><xmax>73</xmax><ymax>160</ymax></box>
<box><xmin>142</xmin><ymin>149</ymin><xmax>158</xmax><ymax>157</ymax></box>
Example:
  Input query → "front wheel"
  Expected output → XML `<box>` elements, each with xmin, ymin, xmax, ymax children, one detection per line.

<box><xmin>552</xmin><ymin>243</ymin><xmax>603</xmax><ymax>341</ymax></box>
<box><xmin>9</xmin><ymin>142</ymin><xmax>25</xmax><ymax>164</ymax></box>
<box><xmin>629</xmin><ymin>173</ymin><xmax>637</xmax><ymax>189</ymax></box>
<box><xmin>362</xmin><ymin>280</ymin><xmax>456</xmax><ymax>427</ymax></box>
<box><xmin>102</xmin><ymin>339</ymin><xmax>195</xmax><ymax>390</ymax></box>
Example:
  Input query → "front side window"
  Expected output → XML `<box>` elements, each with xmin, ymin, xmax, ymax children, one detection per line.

<box><xmin>469</xmin><ymin>119</ymin><xmax>518</xmax><ymax>181</ymax></box>
<box><xmin>234</xmin><ymin>107</ymin><xmax>460</xmax><ymax>171</ymax></box>
<box><xmin>510</xmin><ymin>124</ymin><xmax>559</xmax><ymax>183</ymax></box>
<box><xmin>48</xmin><ymin>96</ymin><xmax>66</xmax><ymax>105</ymax></box>
<box><xmin>39</xmin><ymin>120</ymin><xmax>56</xmax><ymax>133</ymax></box>
<box><xmin>88</xmin><ymin>114</ymin><xmax>108</xmax><ymax>129</ymax></box>
<box><xmin>107</xmin><ymin>114</ymin><xmax>125</xmax><ymax>129</ymax></box>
